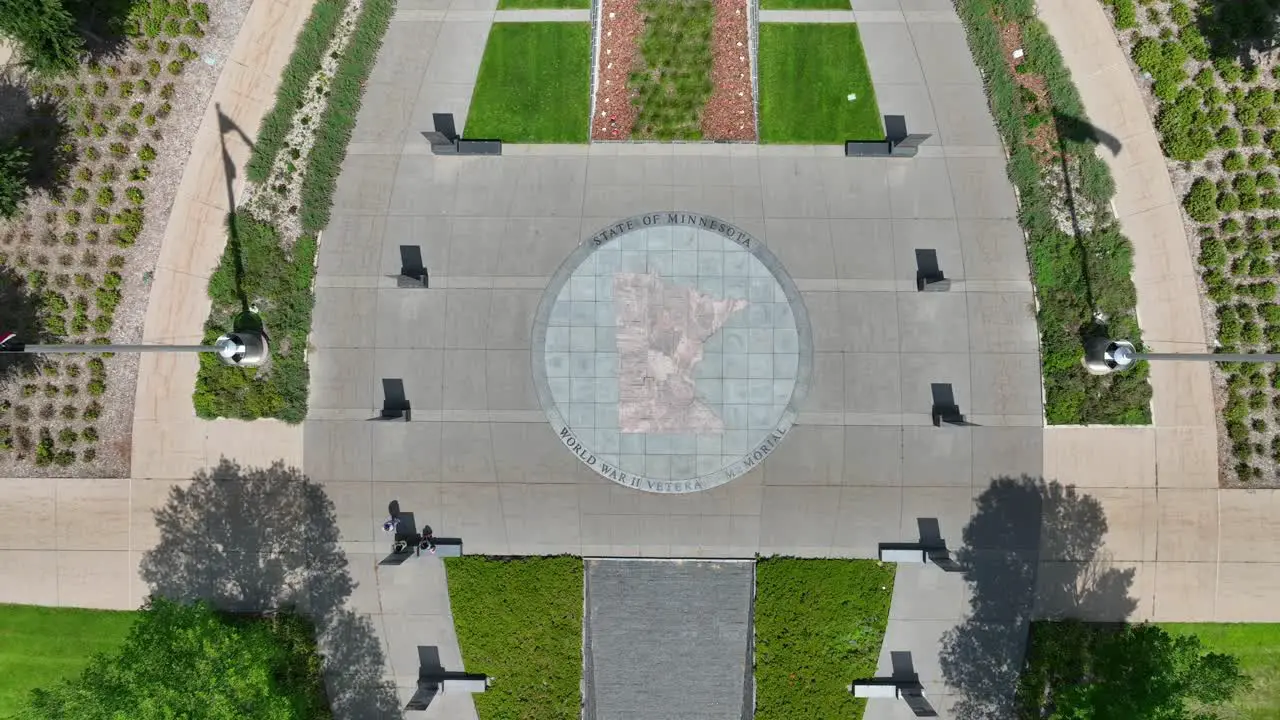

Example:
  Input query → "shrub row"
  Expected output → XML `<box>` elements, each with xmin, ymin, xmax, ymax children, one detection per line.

<box><xmin>244</xmin><ymin>0</ymin><xmax>351</xmax><ymax>183</ymax></box>
<box><xmin>298</xmin><ymin>0</ymin><xmax>393</xmax><ymax>235</ymax></box>
<box><xmin>630</xmin><ymin>0</ymin><xmax>715</xmax><ymax>140</ymax></box>
<box><xmin>0</xmin><ymin>0</ymin><xmax>84</xmax><ymax>76</ymax></box>
<box><xmin>192</xmin><ymin>216</ymin><xmax>315</xmax><ymax>421</ymax></box>
<box><xmin>957</xmin><ymin>0</ymin><xmax>1152</xmax><ymax>423</ymax></box>
<box><xmin>194</xmin><ymin>0</ymin><xmax>393</xmax><ymax>422</ymax></box>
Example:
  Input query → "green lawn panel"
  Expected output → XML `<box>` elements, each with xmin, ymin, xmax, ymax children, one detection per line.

<box><xmin>760</xmin><ymin>0</ymin><xmax>854</xmax><ymax>9</ymax></box>
<box><xmin>1162</xmin><ymin>623</ymin><xmax>1280</xmax><ymax>719</ymax></box>
<box><xmin>498</xmin><ymin>0</ymin><xmax>590</xmax><ymax>9</ymax></box>
<box><xmin>445</xmin><ymin>556</ymin><xmax>583</xmax><ymax>720</ymax></box>
<box><xmin>466</xmin><ymin>23</ymin><xmax>592</xmax><ymax>143</ymax></box>
<box><xmin>754</xmin><ymin>559</ymin><xmax>896</xmax><ymax>720</ymax></box>
<box><xmin>758</xmin><ymin>23</ymin><xmax>883</xmax><ymax>144</ymax></box>
<box><xmin>0</xmin><ymin>604</ymin><xmax>136</xmax><ymax>716</ymax></box>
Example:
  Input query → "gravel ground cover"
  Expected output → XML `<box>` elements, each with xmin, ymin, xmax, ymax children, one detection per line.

<box><xmin>0</xmin><ymin>0</ymin><xmax>249</xmax><ymax>477</ymax></box>
<box><xmin>1102</xmin><ymin>0</ymin><xmax>1280</xmax><ymax>484</ymax></box>
<box><xmin>704</xmin><ymin>0</ymin><xmax>756</xmax><ymax>140</ymax></box>
<box><xmin>591</xmin><ymin>0</ymin><xmax>756</xmax><ymax>140</ymax></box>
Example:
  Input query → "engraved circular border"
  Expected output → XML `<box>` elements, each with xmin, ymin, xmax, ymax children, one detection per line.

<box><xmin>531</xmin><ymin>212</ymin><xmax>814</xmax><ymax>494</ymax></box>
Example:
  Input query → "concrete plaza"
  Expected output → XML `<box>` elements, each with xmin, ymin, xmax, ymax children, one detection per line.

<box><xmin>1</xmin><ymin>0</ymin><xmax>1277</xmax><ymax>718</ymax></box>
<box><xmin>304</xmin><ymin>0</ymin><xmax>1037</xmax><ymax>715</ymax></box>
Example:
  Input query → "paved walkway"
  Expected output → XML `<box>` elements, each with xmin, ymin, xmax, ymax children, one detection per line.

<box><xmin>585</xmin><ymin>560</ymin><xmax>754</xmax><ymax>720</ymax></box>
<box><xmin>493</xmin><ymin>9</ymin><xmax>588</xmax><ymax>21</ymax></box>
<box><xmin>1033</xmin><ymin>0</ymin><xmax>1277</xmax><ymax>624</ymax></box>
<box><xmin>758</xmin><ymin>8</ymin><xmax>958</xmax><ymax>23</ymax></box>
<box><xmin>0</xmin><ymin>0</ymin><xmax>312</xmax><ymax>610</ymax></box>
<box><xmin>131</xmin><ymin>0</ymin><xmax>308</xmax><ymax>481</ymax></box>
<box><xmin>4</xmin><ymin>0</ymin><xmax>1280</xmax><ymax>718</ymax></box>
<box><xmin>316</xmin><ymin>0</ymin><xmax>1031</xmax><ymax>715</ymax></box>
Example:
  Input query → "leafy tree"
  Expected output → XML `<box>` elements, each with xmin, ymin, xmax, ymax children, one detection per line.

<box><xmin>0</xmin><ymin>142</ymin><xmax>30</xmax><ymax>218</ymax></box>
<box><xmin>18</xmin><ymin>597</ymin><xmax>329</xmax><ymax>720</ymax></box>
<box><xmin>1052</xmin><ymin>624</ymin><xmax>1249</xmax><ymax>720</ymax></box>
<box><xmin>0</xmin><ymin>0</ymin><xmax>84</xmax><ymax>76</ymax></box>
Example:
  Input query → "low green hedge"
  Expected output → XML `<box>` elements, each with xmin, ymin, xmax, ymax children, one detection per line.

<box><xmin>245</xmin><ymin>0</ymin><xmax>351</xmax><ymax>183</ymax></box>
<box><xmin>957</xmin><ymin>0</ymin><xmax>1152</xmax><ymax>424</ymax></box>
<box><xmin>299</xmin><ymin>0</ymin><xmax>393</xmax><ymax>235</ymax></box>
<box><xmin>194</xmin><ymin>0</ymin><xmax>394</xmax><ymax>422</ymax></box>
<box><xmin>192</xmin><ymin>215</ymin><xmax>315</xmax><ymax>422</ymax></box>
<box><xmin>445</xmin><ymin>557</ymin><xmax>583</xmax><ymax>720</ymax></box>
<box><xmin>754</xmin><ymin>559</ymin><xmax>895</xmax><ymax>720</ymax></box>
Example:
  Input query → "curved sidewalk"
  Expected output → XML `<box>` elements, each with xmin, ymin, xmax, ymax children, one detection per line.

<box><xmin>1039</xmin><ymin>0</ymin><xmax>1280</xmax><ymax>622</ymax></box>
<box><xmin>0</xmin><ymin>0</ymin><xmax>312</xmax><ymax>611</ymax></box>
<box><xmin>130</xmin><ymin>0</ymin><xmax>307</xmax><ymax>482</ymax></box>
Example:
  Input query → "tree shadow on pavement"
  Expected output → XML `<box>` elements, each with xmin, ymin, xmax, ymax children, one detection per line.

<box><xmin>1053</xmin><ymin>112</ymin><xmax>1122</xmax><ymax>157</ymax></box>
<box><xmin>939</xmin><ymin>476</ymin><xmax>1137</xmax><ymax>720</ymax></box>
<box><xmin>139</xmin><ymin>458</ymin><xmax>401</xmax><ymax>719</ymax></box>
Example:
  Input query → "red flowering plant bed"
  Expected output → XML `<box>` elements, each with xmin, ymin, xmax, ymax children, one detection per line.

<box><xmin>591</xmin><ymin>0</ymin><xmax>756</xmax><ymax>140</ymax></box>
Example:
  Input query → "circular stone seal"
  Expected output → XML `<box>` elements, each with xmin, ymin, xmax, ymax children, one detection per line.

<box><xmin>532</xmin><ymin>212</ymin><xmax>813</xmax><ymax>494</ymax></box>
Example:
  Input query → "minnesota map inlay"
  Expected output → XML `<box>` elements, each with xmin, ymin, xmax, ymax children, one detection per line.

<box><xmin>614</xmin><ymin>272</ymin><xmax>748</xmax><ymax>434</ymax></box>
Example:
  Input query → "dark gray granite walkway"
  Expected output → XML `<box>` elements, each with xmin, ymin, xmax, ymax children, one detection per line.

<box><xmin>585</xmin><ymin>559</ymin><xmax>754</xmax><ymax>720</ymax></box>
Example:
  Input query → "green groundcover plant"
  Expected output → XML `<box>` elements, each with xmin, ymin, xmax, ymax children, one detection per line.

<box><xmin>754</xmin><ymin>559</ymin><xmax>895</xmax><ymax>720</ymax></box>
<box><xmin>445</xmin><ymin>556</ymin><xmax>583</xmax><ymax>720</ymax></box>
<box><xmin>194</xmin><ymin>0</ymin><xmax>393</xmax><ymax>422</ymax></box>
<box><xmin>630</xmin><ymin>0</ymin><xmax>714</xmax><ymax>140</ymax></box>
<box><xmin>16</xmin><ymin>598</ymin><xmax>330</xmax><ymax>720</ymax></box>
<box><xmin>957</xmin><ymin>0</ymin><xmax>1151</xmax><ymax>424</ymax></box>
<box><xmin>245</xmin><ymin>0</ymin><xmax>352</xmax><ymax>183</ymax></box>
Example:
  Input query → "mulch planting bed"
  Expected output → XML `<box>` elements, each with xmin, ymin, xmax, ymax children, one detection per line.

<box><xmin>591</xmin><ymin>0</ymin><xmax>756</xmax><ymax>141</ymax></box>
<box><xmin>592</xmin><ymin>0</ymin><xmax>643</xmax><ymax>139</ymax></box>
<box><xmin>0</xmin><ymin>0</ymin><xmax>250</xmax><ymax>476</ymax></box>
<box><xmin>703</xmin><ymin>0</ymin><xmax>756</xmax><ymax>140</ymax></box>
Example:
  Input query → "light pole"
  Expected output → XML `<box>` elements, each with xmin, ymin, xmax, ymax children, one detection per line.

<box><xmin>1084</xmin><ymin>336</ymin><xmax>1280</xmax><ymax>374</ymax></box>
<box><xmin>0</xmin><ymin>331</ymin><xmax>269</xmax><ymax>367</ymax></box>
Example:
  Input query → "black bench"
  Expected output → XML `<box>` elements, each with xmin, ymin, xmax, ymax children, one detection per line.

<box><xmin>845</xmin><ymin>140</ymin><xmax>893</xmax><ymax>157</ymax></box>
<box><xmin>455</xmin><ymin>139</ymin><xmax>501</xmax><ymax>155</ymax></box>
<box><xmin>405</xmin><ymin>672</ymin><xmax>489</xmax><ymax>710</ymax></box>
<box><xmin>420</xmin><ymin>131</ymin><xmax>502</xmax><ymax>156</ymax></box>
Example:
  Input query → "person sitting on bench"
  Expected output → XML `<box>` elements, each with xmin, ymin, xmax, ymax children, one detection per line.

<box><xmin>419</xmin><ymin>527</ymin><xmax>437</xmax><ymax>555</ymax></box>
